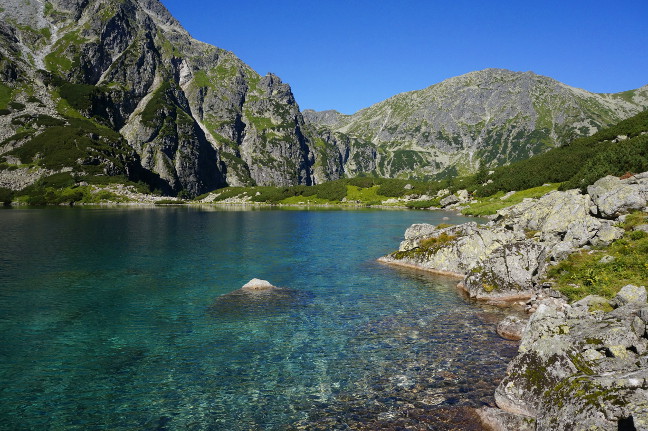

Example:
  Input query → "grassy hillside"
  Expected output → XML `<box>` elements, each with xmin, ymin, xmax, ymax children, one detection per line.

<box><xmin>460</xmin><ymin>109</ymin><xmax>648</xmax><ymax>197</ymax></box>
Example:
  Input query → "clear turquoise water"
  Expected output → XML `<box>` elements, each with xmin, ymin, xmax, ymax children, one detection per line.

<box><xmin>0</xmin><ymin>207</ymin><xmax>518</xmax><ymax>430</ymax></box>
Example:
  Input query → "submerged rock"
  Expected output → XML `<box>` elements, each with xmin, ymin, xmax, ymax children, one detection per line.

<box><xmin>496</xmin><ymin>316</ymin><xmax>527</xmax><ymax>341</ymax></box>
<box><xmin>209</xmin><ymin>279</ymin><xmax>307</xmax><ymax>316</ymax></box>
<box><xmin>240</xmin><ymin>278</ymin><xmax>277</xmax><ymax>291</ymax></box>
<box><xmin>477</xmin><ymin>407</ymin><xmax>536</xmax><ymax>431</ymax></box>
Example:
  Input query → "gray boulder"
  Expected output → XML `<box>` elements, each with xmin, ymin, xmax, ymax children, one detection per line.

<box><xmin>588</xmin><ymin>174</ymin><xmax>648</xmax><ymax>219</ymax></box>
<box><xmin>463</xmin><ymin>240</ymin><xmax>548</xmax><ymax>301</ymax></box>
<box><xmin>572</xmin><ymin>295</ymin><xmax>611</xmax><ymax>312</ymax></box>
<box><xmin>494</xmin><ymin>301</ymin><xmax>648</xmax><ymax>430</ymax></box>
<box><xmin>635</xmin><ymin>224</ymin><xmax>648</xmax><ymax>233</ymax></box>
<box><xmin>612</xmin><ymin>284</ymin><xmax>648</xmax><ymax>307</ymax></box>
<box><xmin>439</xmin><ymin>194</ymin><xmax>460</xmax><ymax>207</ymax></box>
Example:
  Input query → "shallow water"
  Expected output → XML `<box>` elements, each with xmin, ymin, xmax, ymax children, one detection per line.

<box><xmin>0</xmin><ymin>207</ymin><xmax>518</xmax><ymax>430</ymax></box>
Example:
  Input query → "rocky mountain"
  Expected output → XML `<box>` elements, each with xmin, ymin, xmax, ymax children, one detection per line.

<box><xmin>1</xmin><ymin>1</ymin><xmax>646</xmax><ymax>197</ymax></box>
<box><xmin>0</xmin><ymin>0</ymin><xmax>373</xmax><ymax>196</ymax></box>
<box><xmin>304</xmin><ymin>69</ymin><xmax>648</xmax><ymax>179</ymax></box>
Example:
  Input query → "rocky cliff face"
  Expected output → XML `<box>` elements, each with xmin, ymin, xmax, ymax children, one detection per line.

<box><xmin>305</xmin><ymin>69</ymin><xmax>648</xmax><ymax>179</ymax></box>
<box><xmin>0</xmin><ymin>0</ymin><xmax>374</xmax><ymax>195</ymax></box>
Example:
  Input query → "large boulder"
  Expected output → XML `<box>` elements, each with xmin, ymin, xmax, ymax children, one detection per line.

<box><xmin>563</xmin><ymin>217</ymin><xmax>624</xmax><ymax>247</ymax></box>
<box><xmin>383</xmin><ymin>223</ymin><xmax>520</xmax><ymax>276</ymax></box>
<box><xmin>494</xmin><ymin>301</ymin><xmax>648</xmax><ymax>430</ymax></box>
<box><xmin>612</xmin><ymin>284</ymin><xmax>648</xmax><ymax>307</ymax></box>
<box><xmin>588</xmin><ymin>173</ymin><xmax>648</xmax><ymax>219</ymax></box>
<box><xmin>496</xmin><ymin>190</ymin><xmax>592</xmax><ymax>237</ymax></box>
<box><xmin>463</xmin><ymin>240</ymin><xmax>548</xmax><ymax>301</ymax></box>
<box><xmin>440</xmin><ymin>194</ymin><xmax>460</xmax><ymax>207</ymax></box>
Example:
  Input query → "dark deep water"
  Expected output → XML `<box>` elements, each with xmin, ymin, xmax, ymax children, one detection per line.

<box><xmin>0</xmin><ymin>207</ymin><xmax>519</xmax><ymax>430</ymax></box>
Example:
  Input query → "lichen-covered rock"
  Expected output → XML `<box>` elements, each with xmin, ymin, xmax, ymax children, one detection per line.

<box><xmin>495</xmin><ymin>301</ymin><xmax>648</xmax><ymax>430</ymax></box>
<box><xmin>440</xmin><ymin>194</ymin><xmax>460</xmax><ymax>207</ymax></box>
<box><xmin>463</xmin><ymin>240</ymin><xmax>548</xmax><ymax>301</ymax></box>
<box><xmin>572</xmin><ymin>294</ymin><xmax>611</xmax><ymax>312</ymax></box>
<box><xmin>383</xmin><ymin>223</ymin><xmax>519</xmax><ymax>276</ymax></box>
<box><xmin>497</xmin><ymin>190</ymin><xmax>593</xmax><ymax>236</ymax></box>
<box><xmin>587</xmin><ymin>174</ymin><xmax>648</xmax><ymax>219</ymax></box>
<box><xmin>398</xmin><ymin>223</ymin><xmax>439</xmax><ymax>251</ymax></box>
<box><xmin>612</xmin><ymin>284</ymin><xmax>648</xmax><ymax>307</ymax></box>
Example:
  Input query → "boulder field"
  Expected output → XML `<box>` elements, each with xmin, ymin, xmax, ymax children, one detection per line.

<box><xmin>379</xmin><ymin>172</ymin><xmax>648</xmax><ymax>430</ymax></box>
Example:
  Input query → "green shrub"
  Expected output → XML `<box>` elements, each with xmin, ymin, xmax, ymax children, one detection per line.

<box><xmin>37</xmin><ymin>172</ymin><xmax>76</xmax><ymax>189</ymax></box>
<box><xmin>313</xmin><ymin>180</ymin><xmax>347</xmax><ymax>201</ymax></box>
<box><xmin>561</xmin><ymin>135</ymin><xmax>648</xmax><ymax>191</ymax></box>
<box><xmin>348</xmin><ymin>176</ymin><xmax>378</xmax><ymax>188</ymax></box>
<box><xmin>155</xmin><ymin>199</ymin><xmax>186</xmax><ymax>205</ymax></box>
<box><xmin>405</xmin><ymin>199</ymin><xmax>440</xmax><ymax>209</ymax></box>
<box><xmin>9</xmin><ymin>102</ymin><xmax>25</xmax><ymax>111</ymax></box>
<box><xmin>464</xmin><ymin>109</ymin><xmax>648</xmax><ymax>196</ymax></box>
<box><xmin>0</xmin><ymin>187</ymin><xmax>13</xmax><ymax>205</ymax></box>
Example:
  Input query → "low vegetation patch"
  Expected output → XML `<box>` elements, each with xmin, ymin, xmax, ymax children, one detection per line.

<box><xmin>545</xmin><ymin>212</ymin><xmax>648</xmax><ymax>301</ymax></box>
<box><xmin>461</xmin><ymin>184</ymin><xmax>560</xmax><ymax>216</ymax></box>
<box><xmin>391</xmin><ymin>232</ymin><xmax>459</xmax><ymax>260</ymax></box>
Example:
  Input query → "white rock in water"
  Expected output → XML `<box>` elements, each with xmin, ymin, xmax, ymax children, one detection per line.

<box><xmin>241</xmin><ymin>278</ymin><xmax>276</xmax><ymax>291</ymax></box>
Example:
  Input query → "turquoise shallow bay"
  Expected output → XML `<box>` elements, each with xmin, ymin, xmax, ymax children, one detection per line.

<box><xmin>0</xmin><ymin>207</ymin><xmax>518</xmax><ymax>430</ymax></box>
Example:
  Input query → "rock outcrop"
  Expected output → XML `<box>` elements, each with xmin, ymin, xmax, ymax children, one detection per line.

<box><xmin>381</xmin><ymin>171</ymin><xmax>648</xmax><ymax>431</ymax></box>
<box><xmin>381</xmin><ymin>173</ymin><xmax>642</xmax><ymax>302</ymax></box>
<box><xmin>494</xmin><ymin>286</ymin><xmax>648</xmax><ymax>430</ymax></box>
<box><xmin>588</xmin><ymin>172</ymin><xmax>648</xmax><ymax>218</ymax></box>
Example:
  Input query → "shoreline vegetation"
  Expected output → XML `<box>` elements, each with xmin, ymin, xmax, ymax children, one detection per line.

<box><xmin>2</xmin><ymin>109</ymin><xmax>646</xmax><ymax>214</ymax></box>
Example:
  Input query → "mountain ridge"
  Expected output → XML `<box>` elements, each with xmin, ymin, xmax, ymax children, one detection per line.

<box><xmin>0</xmin><ymin>0</ymin><xmax>646</xmax><ymax>198</ymax></box>
<box><xmin>304</xmin><ymin>68</ymin><xmax>648</xmax><ymax>178</ymax></box>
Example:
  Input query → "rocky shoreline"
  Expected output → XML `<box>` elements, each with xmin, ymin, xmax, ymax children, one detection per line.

<box><xmin>380</xmin><ymin>172</ymin><xmax>648</xmax><ymax>430</ymax></box>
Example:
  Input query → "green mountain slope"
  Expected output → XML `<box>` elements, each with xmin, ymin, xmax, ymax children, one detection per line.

<box><xmin>305</xmin><ymin>69</ymin><xmax>648</xmax><ymax>179</ymax></box>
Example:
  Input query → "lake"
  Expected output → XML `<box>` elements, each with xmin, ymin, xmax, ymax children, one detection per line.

<box><xmin>0</xmin><ymin>206</ymin><xmax>518</xmax><ymax>430</ymax></box>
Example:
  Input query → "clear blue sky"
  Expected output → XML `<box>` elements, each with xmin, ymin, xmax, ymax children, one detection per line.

<box><xmin>161</xmin><ymin>0</ymin><xmax>648</xmax><ymax>114</ymax></box>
